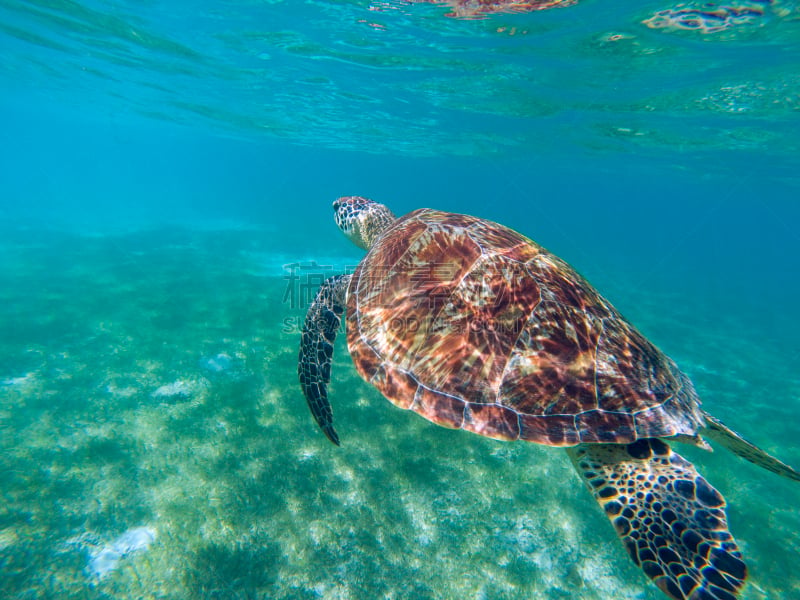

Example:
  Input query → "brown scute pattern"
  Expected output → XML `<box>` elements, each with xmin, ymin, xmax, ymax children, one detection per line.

<box><xmin>526</xmin><ymin>252</ymin><xmax>606</xmax><ymax>312</ymax></box>
<box><xmin>595</xmin><ymin>317</ymin><xmax>685</xmax><ymax>414</ymax></box>
<box><xmin>423</xmin><ymin>253</ymin><xmax>540</xmax><ymax>402</ymax></box>
<box><xmin>349</xmin><ymin>332</ymin><xmax>382</xmax><ymax>383</ymax></box>
<box><xmin>632</xmin><ymin>380</ymin><xmax>709</xmax><ymax>441</ymax></box>
<box><xmin>567</xmin><ymin>441</ymin><xmax>747</xmax><ymax>600</ymax></box>
<box><xmin>575</xmin><ymin>409</ymin><xmax>636</xmax><ymax>443</ymax></box>
<box><xmin>414</xmin><ymin>386</ymin><xmax>466</xmax><ymax>429</ymax></box>
<box><xmin>347</xmin><ymin>212</ymin><xmax>484</xmax><ymax>379</ymax></box>
<box><xmin>371</xmin><ymin>364</ymin><xmax>418</xmax><ymax>410</ymax></box>
<box><xmin>348</xmin><ymin>209</ymin><xmax>706</xmax><ymax>446</ymax></box>
<box><xmin>519</xmin><ymin>413</ymin><xmax>580</xmax><ymax>445</ymax></box>
<box><xmin>463</xmin><ymin>402</ymin><xmax>521</xmax><ymax>440</ymax></box>
<box><xmin>499</xmin><ymin>297</ymin><xmax>601</xmax><ymax>416</ymax></box>
<box><xmin>463</xmin><ymin>216</ymin><xmax>543</xmax><ymax>264</ymax></box>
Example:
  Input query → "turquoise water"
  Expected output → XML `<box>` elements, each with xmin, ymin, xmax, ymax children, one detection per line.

<box><xmin>1</xmin><ymin>1</ymin><xmax>799</xmax><ymax>599</ymax></box>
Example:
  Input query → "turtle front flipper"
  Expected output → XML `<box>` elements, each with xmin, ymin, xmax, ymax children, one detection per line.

<box><xmin>567</xmin><ymin>440</ymin><xmax>746</xmax><ymax>600</ymax></box>
<box><xmin>298</xmin><ymin>274</ymin><xmax>350</xmax><ymax>446</ymax></box>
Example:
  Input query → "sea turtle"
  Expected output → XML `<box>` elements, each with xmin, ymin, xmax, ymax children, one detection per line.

<box><xmin>411</xmin><ymin>0</ymin><xmax>576</xmax><ymax>18</ymax></box>
<box><xmin>298</xmin><ymin>196</ymin><xmax>800</xmax><ymax>600</ymax></box>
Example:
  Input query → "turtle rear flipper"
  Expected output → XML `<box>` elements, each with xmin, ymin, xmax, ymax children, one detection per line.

<box><xmin>568</xmin><ymin>440</ymin><xmax>746</xmax><ymax>600</ymax></box>
<box><xmin>702</xmin><ymin>412</ymin><xmax>800</xmax><ymax>482</ymax></box>
<box><xmin>298</xmin><ymin>274</ymin><xmax>350</xmax><ymax>446</ymax></box>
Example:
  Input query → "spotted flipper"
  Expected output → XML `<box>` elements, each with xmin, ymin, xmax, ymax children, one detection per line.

<box><xmin>702</xmin><ymin>412</ymin><xmax>800</xmax><ymax>482</ymax></box>
<box><xmin>298</xmin><ymin>274</ymin><xmax>350</xmax><ymax>446</ymax></box>
<box><xmin>567</xmin><ymin>440</ymin><xmax>746</xmax><ymax>600</ymax></box>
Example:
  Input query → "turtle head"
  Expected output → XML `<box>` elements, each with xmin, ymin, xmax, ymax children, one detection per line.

<box><xmin>333</xmin><ymin>196</ymin><xmax>396</xmax><ymax>250</ymax></box>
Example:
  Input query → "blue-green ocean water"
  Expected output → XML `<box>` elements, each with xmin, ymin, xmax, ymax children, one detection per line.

<box><xmin>1</xmin><ymin>1</ymin><xmax>799</xmax><ymax>599</ymax></box>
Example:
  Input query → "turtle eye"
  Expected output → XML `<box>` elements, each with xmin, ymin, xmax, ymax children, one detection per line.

<box><xmin>333</xmin><ymin>200</ymin><xmax>340</xmax><ymax>211</ymax></box>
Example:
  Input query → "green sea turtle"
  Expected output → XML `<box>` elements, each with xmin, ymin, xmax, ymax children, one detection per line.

<box><xmin>411</xmin><ymin>0</ymin><xmax>576</xmax><ymax>18</ymax></box>
<box><xmin>298</xmin><ymin>196</ymin><xmax>800</xmax><ymax>600</ymax></box>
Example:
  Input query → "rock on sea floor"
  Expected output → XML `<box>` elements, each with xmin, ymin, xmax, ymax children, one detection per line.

<box><xmin>85</xmin><ymin>527</ymin><xmax>157</xmax><ymax>580</ymax></box>
<box><xmin>198</xmin><ymin>351</ymin><xmax>249</xmax><ymax>381</ymax></box>
<box><xmin>151</xmin><ymin>379</ymin><xmax>205</xmax><ymax>399</ymax></box>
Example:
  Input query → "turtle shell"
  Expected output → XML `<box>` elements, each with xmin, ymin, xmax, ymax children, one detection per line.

<box><xmin>412</xmin><ymin>0</ymin><xmax>577</xmax><ymax>19</ymax></box>
<box><xmin>346</xmin><ymin>209</ymin><xmax>705</xmax><ymax>446</ymax></box>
